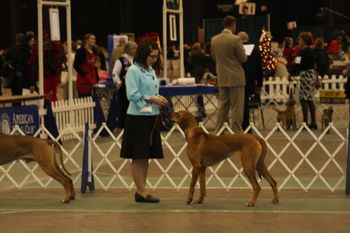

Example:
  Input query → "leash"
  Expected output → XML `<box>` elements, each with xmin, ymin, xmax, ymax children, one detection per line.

<box><xmin>159</xmin><ymin>112</ymin><xmax>172</xmax><ymax>131</ymax></box>
<box><xmin>149</xmin><ymin>100</ymin><xmax>174</xmax><ymax>146</ymax></box>
<box><xmin>149</xmin><ymin>115</ymin><xmax>159</xmax><ymax>146</ymax></box>
<box><xmin>149</xmin><ymin>113</ymin><xmax>172</xmax><ymax>146</ymax></box>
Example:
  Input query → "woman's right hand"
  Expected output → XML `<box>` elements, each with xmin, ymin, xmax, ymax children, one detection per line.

<box><xmin>150</xmin><ymin>96</ymin><xmax>168</xmax><ymax>107</ymax></box>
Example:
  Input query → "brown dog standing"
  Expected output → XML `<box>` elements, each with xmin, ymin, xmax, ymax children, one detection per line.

<box><xmin>272</xmin><ymin>98</ymin><xmax>297</xmax><ymax>130</ymax></box>
<box><xmin>172</xmin><ymin>110</ymin><xmax>279</xmax><ymax>207</ymax></box>
<box><xmin>0</xmin><ymin>133</ymin><xmax>75</xmax><ymax>203</ymax></box>
<box><xmin>321</xmin><ymin>106</ymin><xmax>333</xmax><ymax>133</ymax></box>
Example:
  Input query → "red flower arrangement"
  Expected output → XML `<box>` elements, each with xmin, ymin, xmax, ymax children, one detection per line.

<box><xmin>138</xmin><ymin>31</ymin><xmax>160</xmax><ymax>44</ymax></box>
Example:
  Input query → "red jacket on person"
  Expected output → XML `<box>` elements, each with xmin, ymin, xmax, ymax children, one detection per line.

<box><xmin>327</xmin><ymin>39</ymin><xmax>341</xmax><ymax>57</ymax></box>
<box><xmin>74</xmin><ymin>48</ymin><xmax>98</xmax><ymax>95</ymax></box>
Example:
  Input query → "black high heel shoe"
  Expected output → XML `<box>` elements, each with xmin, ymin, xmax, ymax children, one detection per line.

<box><xmin>308</xmin><ymin>123</ymin><xmax>318</xmax><ymax>130</ymax></box>
<box><xmin>134</xmin><ymin>192</ymin><xmax>160</xmax><ymax>203</ymax></box>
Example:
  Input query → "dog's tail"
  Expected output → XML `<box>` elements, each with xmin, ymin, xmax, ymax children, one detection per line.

<box><xmin>255</xmin><ymin>136</ymin><xmax>267</xmax><ymax>180</ymax></box>
<box><xmin>48</xmin><ymin>140</ymin><xmax>72</xmax><ymax>176</ymax></box>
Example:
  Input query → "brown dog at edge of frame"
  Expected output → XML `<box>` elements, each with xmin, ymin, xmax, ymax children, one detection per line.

<box><xmin>171</xmin><ymin>110</ymin><xmax>279</xmax><ymax>207</ymax></box>
<box><xmin>0</xmin><ymin>133</ymin><xmax>75</xmax><ymax>203</ymax></box>
<box><xmin>321</xmin><ymin>106</ymin><xmax>334</xmax><ymax>133</ymax></box>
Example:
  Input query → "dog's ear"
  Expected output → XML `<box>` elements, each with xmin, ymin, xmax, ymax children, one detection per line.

<box><xmin>171</xmin><ymin>111</ymin><xmax>177</xmax><ymax>118</ymax></box>
<box><xmin>171</xmin><ymin>111</ymin><xmax>185</xmax><ymax>127</ymax></box>
<box><xmin>176</xmin><ymin>111</ymin><xmax>187</xmax><ymax>130</ymax></box>
<box><xmin>171</xmin><ymin>111</ymin><xmax>181</xmax><ymax>123</ymax></box>
<box><xmin>179</xmin><ymin>111</ymin><xmax>190</xmax><ymax>126</ymax></box>
<box><xmin>174</xmin><ymin>110</ymin><xmax>197</xmax><ymax>130</ymax></box>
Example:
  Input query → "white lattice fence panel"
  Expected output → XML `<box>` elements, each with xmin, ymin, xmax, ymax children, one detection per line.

<box><xmin>0</xmin><ymin>122</ymin><xmax>347</xmax><ymax>192</ymax></box>
<box><xmin>86</xmin><ymin>122</ymin><xmax>346</xmax><ymax>192</ymax></box>
<box><xmin>171</xmin><ymin>95</ymin><xmax>218</xmax><ymax>112</ymax></box>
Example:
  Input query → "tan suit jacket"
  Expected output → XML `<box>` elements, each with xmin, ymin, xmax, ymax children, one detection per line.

<box><xmin>211</xmin><ymin>30</ymin><xmax>247</xmax><ymax>87</ymax></box>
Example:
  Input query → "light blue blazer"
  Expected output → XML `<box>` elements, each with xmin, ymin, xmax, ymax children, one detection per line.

<box><xmin>125</xmin><ymin>63</ymin><xmax>160</xmax><ymax>116</ymax></box>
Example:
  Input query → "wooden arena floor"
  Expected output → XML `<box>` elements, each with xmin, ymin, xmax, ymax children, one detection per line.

<box><xmin>0</xmin><ymin>188</ymin><xmax>349</xmax><ymax>233</ymax></box>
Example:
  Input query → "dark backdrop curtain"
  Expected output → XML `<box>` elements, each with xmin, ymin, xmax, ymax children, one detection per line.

<box><xmin>2</xmin><ymin>0</ymin><xmax>350</xmax><ymax>48</ymax></box>
<box><xmin>183</xmin><ymin>0</ymin><xmax>204</xmax><ymax>44</ymax></box>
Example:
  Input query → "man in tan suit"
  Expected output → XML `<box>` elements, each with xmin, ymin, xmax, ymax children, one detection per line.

<box><xmin>211</xmin><ymin>15</ymin><xmax>247</xmax><ymax>133</ymax></box>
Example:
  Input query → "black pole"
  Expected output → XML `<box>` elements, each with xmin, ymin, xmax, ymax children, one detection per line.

<box><xmin>346</xmin><ymin>122</ymin><xmax>350</xmax><ymax>195</ymax></box>
<box><xmin>322</xmin><ymin>7</ymin><xmax>350</xmax><ymax>20</ymax></box>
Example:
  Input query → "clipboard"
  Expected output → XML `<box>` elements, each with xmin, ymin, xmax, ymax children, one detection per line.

<box><xmin>243</xmin><ymin>44</ymin><xmax>255</xmax><ymax>56</ymax></box>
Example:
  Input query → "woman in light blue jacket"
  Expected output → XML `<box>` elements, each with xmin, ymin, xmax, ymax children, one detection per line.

<box><xmin>120</xmin><ymin>39</ymin><xmax>168</xmax><ymax>203</ymax></box>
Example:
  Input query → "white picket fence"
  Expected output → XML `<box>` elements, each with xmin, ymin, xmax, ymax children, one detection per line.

<box><xmin>51</xmin><ymin>97</ymin><xmax>95</xmax><ymax>139</ymax></box>
<box><xmin>170</xmin><ymin>75</ymin><xmax>348</xmax><ymax>119</ymax></box>
<box><xmin>262</xmin><ymin>74</ymin><xmax>348</xmax><ymax>103</ymax></box>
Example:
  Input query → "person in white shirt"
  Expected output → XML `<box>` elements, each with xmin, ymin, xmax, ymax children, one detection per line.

<box><xmin>60</xmin><ymin>41</ymin><xmax>77</xmax><ymax>99</ymax></box>
<box><xmin>274</xmin><ymin>55</ymin><xmax>289</xmax><ymax>78</ymax></box>
<box><xmin>112</xmin><ymin>41</ymin><xmax>138</xmax><ymax>130</ymax></box>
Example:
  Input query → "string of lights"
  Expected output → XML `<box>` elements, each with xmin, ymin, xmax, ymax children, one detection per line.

<box><xmin>259</xmin><ymin>29</ymin><xmax>276</xmax><ymax>73</ymax></box>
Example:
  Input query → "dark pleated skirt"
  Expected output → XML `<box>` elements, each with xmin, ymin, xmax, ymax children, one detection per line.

<box><xmin>120</xmin><ymin>114</ymin><xmax>164</xmax><ymax>160</ymax></box>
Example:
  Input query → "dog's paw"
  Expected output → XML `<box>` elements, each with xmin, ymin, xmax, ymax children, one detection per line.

<box><xmin>194</xmin><ymin>200</ymin><xmax>203</xmax><ymax>204</ymax></box>
<box><xmin>186</xmin><ymin>198</ymin><xmax>193</xmax><ymax>205</ymax></box>
<box><xmin>272</xmin><ymin>198</ymin><xmax>279</xmax><ymax>204</ymax></box>
<box><xmin>194</xmin><ymin>197</ymin><xmax>204</xmax><ymax>204</ymax></box>
<box><xmin>62</xmin><ymin>198</ymin><xmax>70</xmax><ymax>204</ymax></box>
<box><xmin>244</xmin><ymin>201</ymin><xmax>255</xmax><ymax>207</ymax></box>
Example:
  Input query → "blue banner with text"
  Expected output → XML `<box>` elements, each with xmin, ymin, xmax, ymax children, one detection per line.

<box><xmin>0</xmin><ymin>105</ymin><xmax>40</xmax><ymax>135</ymax></box>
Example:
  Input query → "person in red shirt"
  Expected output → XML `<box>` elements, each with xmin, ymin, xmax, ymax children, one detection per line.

<box><xmin>43</xmin><ymin>39</ymin><xmax>66</xmax><ymax>102</ymax></box>
<box><xmin>327</xmin><ymin>35</ymin><xmax>343</xmax><ymax>58</ymax></box>
<box><xmin>293</xmin><ymin>43</ymin><xmax>302</xmax><ymax>56</ymax></box>
<box><xmin>74</xmin><ymin>33</ymin><xmax>98</xmax><ymax>97</ymax></box>
<box><xmin>282</xmin><ymin>37</ymin><xmax>296</xmax><ymax>73</ymax></box>
<box><xmin>27</xmin><ymin>33</ymin><xmax>65</xmax><ymax>102</ymax></box>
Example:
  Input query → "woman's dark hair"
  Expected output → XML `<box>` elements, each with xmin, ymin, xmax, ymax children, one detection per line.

<box><xmin>21</xmin><ymin>34</ymin><xmax>34</xmax><ymax>51</ymax></box>
<box><xmin>83</xmin><ymin>33</ymin><xmax>95</xmax><ymax>45</ymax></box>
<box><xmin>299</xmin><ymin>32</ymin><xmax>313</xmax><ymax>46</ymax></box>
<box><xmin>284</xmin><ymin>37</ymin><xmax>293</xmax><ymax>48</ymax></box>
<box><xmin>15</xmin><ymin>33</ymin><xmax>25</xmax><ymax>44</ymax></box>
<box><xmin>315</xmin><ymin>37</ymin><xmax>325</xmax><ymax>48</ymax></box>
<box><xmin>134</xmin><ymin>39</ymin><xmax>158</xmax><ymax>69</ymax></box>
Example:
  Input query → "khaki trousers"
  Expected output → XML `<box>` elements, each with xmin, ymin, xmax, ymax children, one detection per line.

<box><xmin>215</xmin><ymin>86</ymin><xmax>245</xmax><ymax>133</ymax></box>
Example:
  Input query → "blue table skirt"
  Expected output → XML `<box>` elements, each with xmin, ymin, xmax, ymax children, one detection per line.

<box><xmin>159</xmin><ymin>85</ymin><xmax>218</xmax><ymax>97</ymax></box>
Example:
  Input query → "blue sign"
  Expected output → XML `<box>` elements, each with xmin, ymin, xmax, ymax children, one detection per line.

<box><xmin>0</xmin><ymin>105</ymin><xmax>40</xmax><ymax>135</ymax></box>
